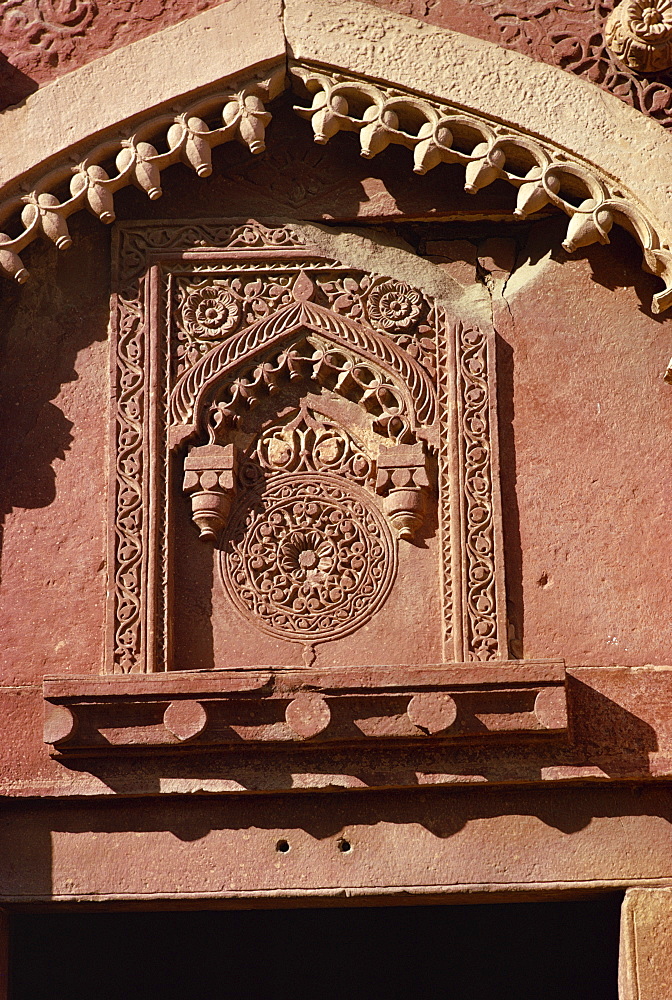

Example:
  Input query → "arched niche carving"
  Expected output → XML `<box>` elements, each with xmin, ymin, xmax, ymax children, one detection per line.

<box><xmin>178</xmin><ymin>271</ymin><xmax>438</xmax><ymax>667</ymax></box>
<box><xmin>170</xmin><ymin>269</ymin><xmax>438</xmax><ymax>447</ymax></box>
<box><xmin>109</xmin><ymin>220</ymin><xmax>507</xmax><ymax>675</ymax></box>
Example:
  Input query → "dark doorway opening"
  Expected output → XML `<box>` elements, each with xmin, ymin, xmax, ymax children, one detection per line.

<box><xmin>10</xmin><ymin>895</ymin><xmax>621</xmax><ymax>1000</ymax></box>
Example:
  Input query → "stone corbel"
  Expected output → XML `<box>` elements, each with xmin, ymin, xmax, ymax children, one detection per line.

<box><xmin>183</xmin><ymin>442</ymin><xmax>238</xmax><ymax>541</ymax></box>
<box><xmin>291</xmin><ymin>66</ymin><xmax>672</xmax><ymax>315</ymax></box>
<box><xmin>376</xmin><ymin>442</ymin><xmax>430</xmax><ymax>541</ymax></box>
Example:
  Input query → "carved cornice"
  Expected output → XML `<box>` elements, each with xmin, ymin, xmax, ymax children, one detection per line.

<box><xmin>291</xmin><ymin>64</ymin><xmax>672</xmax><ymax>315</ymax></box>
<box><xmin>43</xmin><ymin>661</ymin><xmax>568</xmax><ymax>754</ymax></box>
<box><xmin>0</xmin><ymin>56</ymin><xmax>671</xmax><ymax>322</ymax></box>
<box><xmin>0</xmin><ymin>63</ymin><xmax>286</xmax><ymax>283</ymax></box>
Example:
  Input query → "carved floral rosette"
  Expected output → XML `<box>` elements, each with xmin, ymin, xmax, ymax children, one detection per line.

<box><xmin>110</xmin><ymin>220</ymin><xmax>508</xmax><ymax>673</ymax></box>
<box><xmin>605</xmin><ymin>0</ymin><xmax>672</xmax><ymax>72</ymax></box>
<box><xmin>220</xmin><ymin>474</ymin><xmax>397</xmax><ymax>664</ymax></box>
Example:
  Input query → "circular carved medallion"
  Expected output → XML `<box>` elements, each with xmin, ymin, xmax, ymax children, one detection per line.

<box><xmin>219</xmin><ymin>474</ymin><xmax>397</xmax><ymax>645</ymax></box>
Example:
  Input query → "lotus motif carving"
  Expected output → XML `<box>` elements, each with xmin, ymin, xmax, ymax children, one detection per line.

<box><xmin>606</xmin><ymin>0</ymin><xmax>672</xmax><ymax>72</ymax></box>
<box><xmin>183</xmin><ymin>285</ymin><xmax>241</xmax><ymax>339</ymax></box>
<box><xmin>220</xmin><ymin>475</ymin><xmax>397</xmax><ymax>659</ymax></box>
<box><xmin>367</xmin><ymin>280</ymin><xmax>422</xmax><ymax>332</ymax></box>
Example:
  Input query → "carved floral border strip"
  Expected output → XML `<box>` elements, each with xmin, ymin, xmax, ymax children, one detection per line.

<box><xmin>455</xmin><ymin>323</ymin><xmax>507</xmax><ymax>662</ymax></box>
<box><xmin>1</xmin><ymin>62</ymin><xmax>672</xmax><ymax>320</ymax></box>
<box><xmin>111</xmin><ymin>221</ymin><xmax>311</xmax><ymax>673</ymax></box>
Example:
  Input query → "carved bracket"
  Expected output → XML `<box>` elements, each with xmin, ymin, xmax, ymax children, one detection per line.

<box><xmin>0</xmin><ymin>64</ymin><xmax>285</xmax><ymax>283</ymax></box>
<box><xmin>291</xmin><ymin>64</ymin><xmax>672</xmax><ymax>315</ymax></box>
<box><xmin>43</xmin><ymin>660</ymin><xmax>567</xmax><ymax>755</ymax></box>
<box><xmin>375</xmin><ymin>442</ymin><xmax>430</xmax><ymax>541</ymax></box>
<box><xmin>183</xmin><ymin>442</ymin><xmax>238</xmax><ymax>541</ymax></box>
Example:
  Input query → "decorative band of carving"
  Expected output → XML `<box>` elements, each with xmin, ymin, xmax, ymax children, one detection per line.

<box><xmin>292</xmin><ymin>65</ymin><xmax>672</xmax><ymax>316</ymax></box>
<box><xmin>438</xmin><ymin>315</ymin><xmax>454</xmax><ymax>659</ymax></box>
<box><xmin>457</xmin><ymin>324</ymin><xmax>502</xmax><ymax>662</ymax></box>
<box><xmin>2</xmin><ymin>59</ymin><xmax>672</xmax><ymax>322</ymax></box>
<box><xmin>112</xmin><ymin>280</ymin><xmax>146</xmax><ymax>673</ymax></box>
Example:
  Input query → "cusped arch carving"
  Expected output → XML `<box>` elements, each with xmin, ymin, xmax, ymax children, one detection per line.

<box><xmin>171</xmin><ymin>270</ymin><xmax>438</xmax><ymax>445</ymax></box>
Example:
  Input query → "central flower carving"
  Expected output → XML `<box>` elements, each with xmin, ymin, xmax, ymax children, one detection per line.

<box><xmin>630</xmin><ymin>0</ymin><xmax>672</xmax><ymax>39</ymax></box>
<box><xmin>279</xmin><ymin>529</ymin><xmax>335</xmax><ymax>584</ymax></box>
<box><xmin>220</xmin><ymin>476</ymin><xmax>397</xmax><ymax>645</ymax></box>
<box><xmin>183</xmin><ymin>285</ymin><xmax>241</xmax><ymax>339</ymax></box>
<box><xmin>367</xmin><ymin>280</ymin><xmax>422</xmax><ymax>332</ymax></box>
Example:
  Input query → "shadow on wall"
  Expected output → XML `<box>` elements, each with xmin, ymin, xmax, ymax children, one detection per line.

<box><xmin>0</xmin><ymin>54</ymin><xmax>38</xmax><ymax>111</ymax></box>
<box><xmin>0</xmin><ymin>782</ymin><xmax>668</xmax><ymax>909</ymax></box>
<box><xmin>0</xmin><ymin>216</ymin><xmax>110</xmax><ymax>581</ymax></box>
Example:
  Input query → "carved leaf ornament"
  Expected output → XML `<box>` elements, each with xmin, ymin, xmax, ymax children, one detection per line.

<box><xmin>2</xmin><ymin>62</ymin><xmax>672</xmax><ymax>319</ymax></box>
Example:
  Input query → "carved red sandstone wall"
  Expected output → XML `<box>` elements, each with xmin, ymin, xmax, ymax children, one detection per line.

<box><xmin>0</xmin><ymin>0</ymin><xmax>222</xmax><ymax>108</ymax></box>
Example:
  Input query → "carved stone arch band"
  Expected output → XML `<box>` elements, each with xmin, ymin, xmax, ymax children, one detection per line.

<box><xmin>2</xmin><ymin>0</ymin><xmax>672</xmax><ymax>328</ymax></box>
<box><xmin>170</xmin><ymin>269</ymin><xmax>437</xmax><ymax>444</ymax></box>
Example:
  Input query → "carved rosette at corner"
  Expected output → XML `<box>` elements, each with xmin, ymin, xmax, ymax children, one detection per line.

<box><xmin>606</xmin><ymin>0</ymin><xmax>672</xmax><ymax>73</ymax></box>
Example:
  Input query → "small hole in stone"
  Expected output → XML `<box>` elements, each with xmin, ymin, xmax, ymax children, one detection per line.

<box><xmin>337</xmin><ymin>839</ymin><xmax>351</xmax><ymax>853</ymax></box>
<box><xmin>276</xmin><ymin>839</ymin><xmax>290</xmax><ymax>853</ymax></box>
<box><xmin>537</xmin><ymin>572</ymin><xmax>549</xmax><ymax>588</ymax></box>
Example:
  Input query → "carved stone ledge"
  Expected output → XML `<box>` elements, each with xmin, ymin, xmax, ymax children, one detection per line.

<box><xmin>43</xmin><ymin>661</ymin><xmax>566</xmax><ymax>753</ymax></box>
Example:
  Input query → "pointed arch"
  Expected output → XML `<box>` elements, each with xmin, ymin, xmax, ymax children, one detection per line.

<box><xmin>170</xmin><ymin>272</ymin><xmax>437</xmax><ymax>441</ymax></box>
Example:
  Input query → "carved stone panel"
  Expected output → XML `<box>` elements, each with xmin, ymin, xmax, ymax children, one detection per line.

<box><xmin>109</xmin><ymin>220</ymin><xmax>508</xmax><ymax>674</ymax></box>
